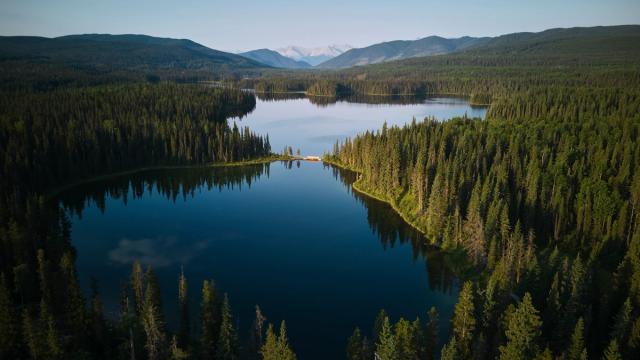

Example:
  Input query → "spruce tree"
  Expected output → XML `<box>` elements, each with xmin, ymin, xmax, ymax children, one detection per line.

<box><xmin>201</xmin><ymin>279</ymin><xmax>220</xmax><ymax>358</ymax></box>
<box><xmin>216</xmin><ymin>293</ymin><xmax>239</xmax><ymax>360</ymax></box>
<box><xmin>425</xmin><ymin>307</ymin><xmax>439</xmax><ymax>360</ymax></box>
<box><xmin>347</xmin><ymin>327</ymin><xmax>364</xmax><ymax>360</ymax></box>
<box><xmin>395</xmin><ymin>318</ymin><xmax>417</xmax><ymax>360</ymax></box>
<box><xmin>59</xmin><ymin>252</ymin><xmax>86</xmax><ymax>341</ymax></box>
<box><xmin>375</xmin><ymin>316</ymin><xmax>397</xmax><ymax>360</ymax></box>
<box><xmin>567</xmin><ymin>318</ymin><xmax>587</xmax><ymax>360</ymax></box>
<box><xmin>248</xmin><ymin>305</ymin><xmax>267</xmax><ymax>360</ymax></box>
<box><xmin>603</xmin><ymin>339</ymin><xmax>622</xmax><ymax>360</ymax></box>
<box><xmin>440</xmin><ymin>337</ymin><xmax>458</xmax><ymax>360</ymax></box>
<box><xmin>452</xmin><ymin>281</ymin><xmax>476</xmax><ymax>358</ymax></box>
<box><xmin>498</xmin><ymin>293</ymin><xmax>542</xmax><ymax>360</ymax></box>
<box><xmin>131</xmin><ymin>261</ymin><xmax>145</xmax><ymax>316</ymax></box>
<box><xmin>178</xmin><ymin>268</ymin><xmax>189</xmax><ymax>349</ymax></box>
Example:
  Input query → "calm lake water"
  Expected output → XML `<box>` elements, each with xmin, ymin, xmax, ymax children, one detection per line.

<box><xmin>58</xmin><ymin>95</ymin><xmax>486</xmax><ymax>359</ymax></box>
<box><xmin>235</xmin><ymin>94</ymin><xmax>488</xmax><ymax>155</ymax></box>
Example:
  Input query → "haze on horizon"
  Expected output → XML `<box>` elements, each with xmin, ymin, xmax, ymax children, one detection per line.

<box><xmin>1</xmin><ymin>0</ymin><xmax>639</xmax><ymax>53</ymax></box>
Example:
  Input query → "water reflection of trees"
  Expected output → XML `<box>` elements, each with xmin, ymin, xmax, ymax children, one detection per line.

<box><xmin>55</xmin><ymin>161</ymin><xmax>454</xmax><ymax>294</ymax></box>
<box><xmin>255</xmin><ymin>92</ymin><xmax>430</xmax><ymax>107</ymax></box>
<box><xmin>327</xmin><ymin>164</ymin><xmax>457</xmax><ymax>294</ymax></box>
<box><xmin>58</xmin><ymin>164</ymin><xmax>270</xmax><ymax>217</ymax></box>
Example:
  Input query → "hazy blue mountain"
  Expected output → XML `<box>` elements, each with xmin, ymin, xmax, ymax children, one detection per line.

<box><xmin>239</xmin><ymin>48</ymin><xmax>311</xmax><ymax>68</ymax></box>
<box><xmin>317</xmin><ymin>36</ymin><xmax>488</xmax><ymax>68</ymax></box>
<box><xmin>0</xmin><ymin>34</ymin><xmax>268</xmax><ymax>71</ymax></box>
<box><xmin>276</xmin><ymin>44</ymin><xmax>352</xmax><ymax>66</ymax></box>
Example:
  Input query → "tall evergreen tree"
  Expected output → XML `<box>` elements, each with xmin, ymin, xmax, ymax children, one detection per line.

<box><xmin>248</xmin><ymin>305</ymin><xmax>267</xmax><ymax>360</ymax></box>
<box><xmin>201</xmin><ymin>280</ymin><xmax>220</xmax><ymax>358</ymax></box>
<box><xmin>178</xmin><ymin>268</ymin><xmax>189</xmax><ymax>350</ymax></box>
<box><xmin>603</xmin><ymin>339</ymin><xmax>622</xmax><ymax>360</ymax></box>
<box><xmin>59</xmin><ymin>252</ymin><xmax>86</xmax><ymax>341</ymax></box>
<box><xmin>375</xmin><ymin>316</ymin><xmax>397</xmax><ymax>360</ymax></box>
<box><xmin>347</xmin><ymin>327</ymin><xmax>365</xmax><ymax>360</ymax></box>
<box><xmin>216</xmin><ymin>293</ymin><xmax>239</xmax><ymax>360</ymax></box>
<box><xmin>567</xmin><ymin>318</ymin><xmax>587</xmax><ymax>360</ymax></box>
<box><xmin>498</xmin><ymin>293</ymin><xmax>542</xmax><ymax>360</ymax></box>
<box><xmin>452</xmin><ymin>281</ymin><xmax>476</xmax><ymax>358</ymax></box>
<box><xmin>425</xmin><ymin>306</ymin><xmax>439</xmax><ymax>360</ymax></box>
<box><xmin>131</xmin><ymin>261</ymin><xmax>145</xmax><ymax>316</ymax></box>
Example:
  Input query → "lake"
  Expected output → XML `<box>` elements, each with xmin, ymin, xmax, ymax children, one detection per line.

<box><xmin>58</xmin><ymin>95</ymin><xmax>486</xmax><ymax>359</ymax></box>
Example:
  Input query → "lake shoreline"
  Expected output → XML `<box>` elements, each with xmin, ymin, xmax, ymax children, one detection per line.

<box><xmin>322</xmin><ymin>157</ymin><xmax>428</xmax><ymax>237</ymax></box>
<box><xmin>46</xmin><ymin>155</ymin><xmax>294</xmax><ymax>199</ymax></box>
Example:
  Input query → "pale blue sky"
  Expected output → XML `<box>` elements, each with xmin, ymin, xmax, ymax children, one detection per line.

<box><xmin>1</xmin><ymin>0</ymin><xmax>639</xmax><ymax>52</ymax></box>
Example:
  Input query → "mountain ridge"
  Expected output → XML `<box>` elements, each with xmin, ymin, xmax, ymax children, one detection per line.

<box><xmin>239</xmin><ymin>48</ymin><xmax>311</xmax><ymax>69</ymax></box>
<box><xmin>0</xmin><ymin>33</ymin><xmax>269</xmax><ymax>71</ymax></box>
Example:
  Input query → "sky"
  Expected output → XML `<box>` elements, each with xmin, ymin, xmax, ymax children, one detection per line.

<box><xmin>1</xmin><ymin>0</ymin><xmax>639</xmax><ymax>52</ymax></box>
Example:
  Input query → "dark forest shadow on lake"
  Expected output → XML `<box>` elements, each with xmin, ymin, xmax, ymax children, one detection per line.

<box><xmin>57</xmin><ymin>161</ymin><xmax>456</xmax><ymax>295</ymax></box>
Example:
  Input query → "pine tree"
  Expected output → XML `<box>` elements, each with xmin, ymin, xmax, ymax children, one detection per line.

<box><xmin>22</xmin><ymin>308</ymin><xmax>45</xmax><ymax>359</ymax></box>
<box><xmin>142</xmin><ymin>300</ymin><xmax>166</xmax><ymax>360</ymax></box>
<box><xmin>131</xmin><ymin>261</ymin><xmax>145</xmax><ymax>316</ymax></box>
<box><xmin>610</xmin><ymin>298</ymin><xmax>631</xmax><ymax>344</ymax></box>
<box><xmin>395</xmin><ymin>317</ymin><xmax>417</xmax><ymax>360</ymax></box>
<box><xmin>347</xmin><ymin>327</ymin><xmax>364</xmax><ymax>360</ymax></box>
<box><xmin>375</xmin><ymin>316</ymin><xmax>397</xmax><ymax>360</ymax></box>
<box><xmin>216</xmin><ymin>293</ymin><xmax>239</xmax><ymax>360</ymax></box>
<box><xmin>260</xmin><ymin>322</ymin><xmax>296</xmax><ymax>360</ymax></box>
<box><xmin>261</xmin><ymin>324</ymin><xmax>278</xmax><ymax>360</ymax></box>
<box><xmin>276</xmin><ymin>321</ymin><xmax>296</xmax><ymax>360</ymax></box>
<box><xmin>411</xmin><ymin>317</ymin><xmax>425</xmax><ymax>360</ymax></box>
<box><xmin>373</xmin><ymin>309</ymin><xmax>389</xmax><ymax>344</ymax></box>
<box><xmin>248</xmin><ymin>305</ymin><xmax>267</xmax><ymax>360</ymax></box>
<box><xmin>603</xmin><ymin>339</ymin><xmax>622</xmax><ymax>360</ymax></box>
<box><xmin>178</xmin><ymin>268</ymin><xmax>189</xmax><ymax>349</ymax></box>
<box><xmin>59</xmin><ymin>252</ymin><xmax>86</xmax><ymax>341</ymax></box>
<box><xmin>567</xmin><ymin>318</ymin><xmax>587</xmax><ymax>360</ymax></box>
<box><xmin>498</xmin><ymin>293</ymin><xmax>542</xmax><ymax>360</ymax></box>
<box><xmin>440</xmin><ymin>337</ymin><xmax>459</xmax><ymax>360</ymax></box>
<box><xmin>145</xmin><ymin>266</ymin><xmax>163</xmax><ymax>316</ymax></box>
<box><xmin>452</xmin><ymin>281</ymin><xmax>476</xmax><ymax>358</ymax></box>
<box><xmin>463</xmin><ymin>180</ymin><xmax>487</xmax><ymax>266</ymax></box>
<box><xmin>425</xmin><ymin>307</ymin><xmax>439</xmax><ymax>360</ymax></box>
<box><xmin>201</xmin><ymin>280</ymin><xmax>220</xmax><ymax>358</ymax></box>
<box><xmin>42</xmin><ymin>298</ymin><xmax>63</xmax><ymax>359</ymax></box>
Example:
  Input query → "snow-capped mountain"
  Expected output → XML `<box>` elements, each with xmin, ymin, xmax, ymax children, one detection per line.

<box><xmin>275</xmin><ymin>44</ymin><xmax>352</xmax><ymax>66</ymax></box>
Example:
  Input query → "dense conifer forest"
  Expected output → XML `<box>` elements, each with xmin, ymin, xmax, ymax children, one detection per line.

<box><xmin>0</xmin><ymin>81</ymin><xmax>278</xmax><ymax>359</ymax></box>
<box><xmin>328</xmin><ymin>67</ymin><xmax>640</xmax><ymax>359</ymax></box>
<box><xmin>2</xmin><ymin>24</ymin><xmax>640</xmax><ymax>360</ymax></box>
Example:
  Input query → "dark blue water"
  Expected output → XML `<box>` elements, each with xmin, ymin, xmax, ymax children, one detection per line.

<box><xmin>59</xmin><ymin>96</ymin><xmax>485</xmax><ymax>359</ymax></box>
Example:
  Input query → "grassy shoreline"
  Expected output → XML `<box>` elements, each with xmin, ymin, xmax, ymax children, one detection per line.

<box><xmin>47</xmin><ymin>155</ymin><xmax>293</xmax><ymax>199</ymax></box>
<box><xmin>322</xmin><ymin>157</ymin><xmax>428</xmax><ymax>236</ymax></box>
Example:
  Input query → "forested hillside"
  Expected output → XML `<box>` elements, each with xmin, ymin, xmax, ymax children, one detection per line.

<box><xmin>317</xmin><ymin>36</ymin><xmax>486</xmax><ymax>69</ymax></box>
<box><xmin>328</xmin><ymin>53</ymin><xmax>640</xmax><ymax>359</ymax></box>
<box><xmin>0</xmin><ymin>84</ymin><xmax>271</xmax><ymax>197</ymax></box>
<box><xmin>0</xmin><ymin>34</ymin><xmax>271</xmax><ymax>90</ymax></box>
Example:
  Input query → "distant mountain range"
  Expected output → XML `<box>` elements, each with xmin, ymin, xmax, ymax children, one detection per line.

<box><xmin>0</xmin><ymin>34</ymin><xmax>267</xmax><ymax>71</ymax></box>
<box><xmin>317</xmin><ymin>36</ymin><xmax>489</xmax><ymax>68</ymax></box>
<box><xmin>2</xmin><ymin>26</ymin><xmax>638</xmax><ymax>76</ymax></box>
<box><xmin>238</xmin><ymin>49</ymin><xmax>311</xmax><ymax>69</ymax></box>
<box><xmin>318</xmin><ymin>25</ymin><xmax>640</xmax><ymax>68</ymax></box>
<box><xmin>275</xmin><ymin>44</ymin><xmax>352</xmax><ymax>66</ymax></box>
